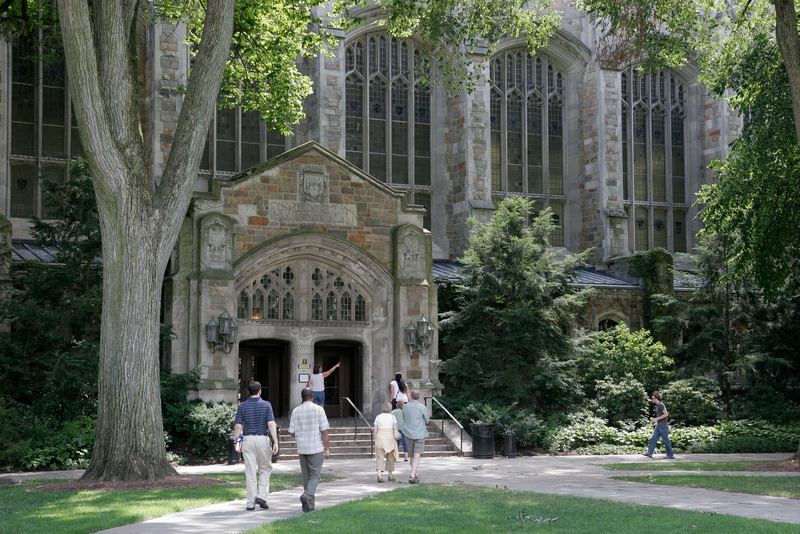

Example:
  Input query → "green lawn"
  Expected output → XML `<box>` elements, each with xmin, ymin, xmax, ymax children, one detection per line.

<box><xmin>613</xmin><ymin>475</ymin><xmax>800</xmax><ymax>500</ymax></box>
<box><xmin>246</xmin><ymin>484</ymin><xmax>798</xmax><ymax>534</ymax></box>
<box><xmin>597</xmin><ymin>461</ymin><xmax>789</xmax><ymax>472</ymax></box>
<box><xmin>0</xmin><ymin>474</ymin><xmax>306</xmax><ymax>534</ymax></box>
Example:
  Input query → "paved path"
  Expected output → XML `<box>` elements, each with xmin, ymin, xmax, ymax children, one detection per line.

<box><xmin>8</xmin><ymin>453</ymin><xmax>800</xmax><ymax>533</ymax></box>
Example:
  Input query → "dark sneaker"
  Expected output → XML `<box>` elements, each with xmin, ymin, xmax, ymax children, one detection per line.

<box><xmin>642</xmin><ymin>453</ymin><xmax>653</xmax><ymax>458</ymax></box>
<box><xmin>255</xmin><ymin>497</ymin><xmax>269</xmax><ymax>509</ymax></box>
<box><xmin>300</xmin><ymin>493</ymin><xmax>310</xmax><ymax>513</ymax></box>
<box><xmin>664</xmin><ymin>456</ymin><xmax>675</xmax><ymax>459</ymax></box>
<box><xmin>246</xmin><ymin>507</ymin><xmax>255</xmax><ymax>511</ymax></box>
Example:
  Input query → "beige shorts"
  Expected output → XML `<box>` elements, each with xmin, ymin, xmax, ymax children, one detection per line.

<box><xmin>407</xmin><ymin>438</ymin><xmax>425</xmax><ymax>456</ymax></box>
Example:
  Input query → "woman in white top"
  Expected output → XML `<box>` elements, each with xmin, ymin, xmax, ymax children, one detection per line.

<box><xmin>306</xmin><ymin>362</ymin><xmax>340</xmax><ymax>406</ymax></box>
<box><xmin>373</xmin><ymin>401</ymin><xmax>399</xmax><ymax>482</ymax></box>
<box><xmin>390</xmin><ymin>372</ymin><xmax>409</xmax><ymax>409</ymax></box>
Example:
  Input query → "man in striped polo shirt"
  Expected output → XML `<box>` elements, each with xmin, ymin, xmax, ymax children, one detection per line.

<box><xmin>233</xmin><ymin>381</ymin><xmax>280</xmax><ymax>511</ymax></box>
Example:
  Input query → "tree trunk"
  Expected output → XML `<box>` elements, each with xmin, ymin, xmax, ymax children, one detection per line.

<box><xmin>82</xmin><ymin>217</ymin><xmax>176</xmax><ymax>480</ymax></box>
<box><xmin>56</xmin><ymin>0</ymin><xmax>236</xmax><ymax>480</ymax></box>
<box><xmin>775</xmin><ymin>0</ymin><xmax>800</xmax><ymax>145</ymax></box>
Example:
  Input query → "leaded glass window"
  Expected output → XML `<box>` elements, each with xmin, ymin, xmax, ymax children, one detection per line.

<box><xmin>310</xmin><ymin>267</ymin><xmax>367</xmax><ymax>322</ymax></box>
<box><xmin>9</xmin><ymin>37</ymin><xmax>82</xmax><ymax>219</ymax></box>
<box><xmin>236</xmin><ymin>264</ymin><xmax>369</xmax><ymax>322</ymax></box>
<box><xmin>621</xmin><ymin>68</ymin><xmax>690</xmax><ymax>253</ymax></box>
<box><xmin>237</xmin><ymin>265</ymin><xmax>296</xmax><ymax>320</ymax></box>
<box><xmin>345</xmin><ymin>35</ymin><xmax>433</xmax><ymax>192</ymax></box>
<box><xmin>200</xmin><ymin>104</ymin><xmax>287</xmax><ymax>177</ymax></box>
<box><xmin>490</xmin><ymin>51</ymin><xmax>566</xmax><ymax>246</ymax></box>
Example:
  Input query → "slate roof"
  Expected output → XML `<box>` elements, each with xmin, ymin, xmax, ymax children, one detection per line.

<box><xmin>11</xmin><ymin>240</ymin><xmax>60</xmax><ymax>263</ymax></box>
<box><xmin>432</xmin><ymin>260</ymin><xmax>640</xmax><ymax>288</ymax></box>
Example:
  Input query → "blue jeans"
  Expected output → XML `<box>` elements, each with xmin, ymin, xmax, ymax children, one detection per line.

<box><xmin>647</xmin><ymin>425</ymin><xmax>674</xmax><ymax>457</ymax></box>
<box><xmin>397</xmin><ymin>430</ymin><xmax>408</xmax><ymax>453</ymax></box>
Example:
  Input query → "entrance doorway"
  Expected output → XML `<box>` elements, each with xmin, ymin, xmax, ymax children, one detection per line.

<box><xmin>240</xmin><ymin>340</ymin><xmax>290</xmax><ymax>417</ymax></box>
<box><xmin>314</xmin><ymin>341</ymin><xmax>362</xmax><ymax>418</ymax></box>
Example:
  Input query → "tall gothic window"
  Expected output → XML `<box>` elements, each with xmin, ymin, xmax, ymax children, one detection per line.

<box><xmin>490</xmin><ymin>51</ymin><xmax>565</xmax><ymax>246</ymax></box>
<box><xmin>237</xmin><ymin>264</ymin><xmax>368</xmax><ymax>322</ymax></box>
<box><xmin>622</xmin><ymin>69</ymin><xmax>689</xmax><ymax>253</ymax></box>
<box><xmin>9</xmin><ymin>37</ymin><xmax>83</xmax><ymax>219</ymax></box>
<box><xmin>200</xmin><ymin>104</ymin><xmax>287</xmax><ymax>177</ymax></box>
<box><xmin>345</xmin><ymin>35</ymin><xmax>432</xmax><ymax>186</ymax></box>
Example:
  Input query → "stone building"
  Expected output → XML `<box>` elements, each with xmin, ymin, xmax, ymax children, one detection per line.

<box><xmin>0</xmin><ymin>4</ymin><xmax>736</xmax><ymax>415</ymax></box>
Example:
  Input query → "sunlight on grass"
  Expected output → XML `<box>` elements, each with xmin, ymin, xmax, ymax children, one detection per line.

<box><xmin>0</xmin><ymin>474</ymin><xmax>304</xmax><ymax>534</ymax></box>
<box><xmin>246</xmin><ymin>484</ymin><xmax>799</xmax><ymax>534</ymax></box>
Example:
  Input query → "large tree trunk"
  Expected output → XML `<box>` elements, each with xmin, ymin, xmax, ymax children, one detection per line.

<box><xmin>775</xmin><ymin>0</ymin><xmax>800</xmax><ymax>145</ymax></box>
<box><xmin>56</xmin><ymin>0</ymin><xmax>235</xmax><ymax>480</ymax></box>
<box><xmin>83</xmin><ymin>219</ymin><xmax>175</xmax><ymax>480</ymax></box>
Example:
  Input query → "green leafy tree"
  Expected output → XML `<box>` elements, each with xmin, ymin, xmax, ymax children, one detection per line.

<box><xmin>0</xmin><ymin>160</ymin><xmax>102</xmax><ymax>422</ymax></box>
<box><xmin>440</xmin><ymin>197</ymin><xmax>592</xmax><ymax>415</ymax></box>
<box><xmin>0</xmin><ymin>0</ymin><xmax>560</xmax><ymax>480</ymax></box>
<box><xmin>581</xmin><ymin>323</ymin><xmax>672</xmax><ymax>394</ymax></box>
<box><xmin>651</xmin><ymin>233</ymin><xmax>759</xmax><ymax>414</ymax></box>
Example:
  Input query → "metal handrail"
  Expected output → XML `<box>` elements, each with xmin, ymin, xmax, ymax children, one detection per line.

<box><xmin>425</xmin><ymin>396</ymin><xmax>465</xmax><ymax>457</ymax></box>
<box><xmin>339</xmin><ymin>396</ymin><xmax>374</xmax><ymax>458</ymax></box>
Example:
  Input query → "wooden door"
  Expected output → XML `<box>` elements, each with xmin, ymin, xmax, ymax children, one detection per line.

<box><xmin>240</xmin><ymin>341</ymin><xmax>289</xmax><ymax>417</ymax></box>
<box><xmin>314</xmin><ymin>343</ymin><xmax>360</xmax><ymax>418</ymax></box>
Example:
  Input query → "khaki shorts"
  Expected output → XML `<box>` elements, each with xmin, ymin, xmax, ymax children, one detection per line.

<box><xmin>407</xmin><ymin>438</ymin><xmax>425</xmax><ymax>456</ymax></box>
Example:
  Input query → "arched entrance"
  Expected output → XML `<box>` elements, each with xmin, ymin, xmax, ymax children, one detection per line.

<box><xmin>314</xmin><ymin>341</ymin><xmax>362</xmax><ymax>418</ymax></box>
<box><xmin>240</xmin><ymin>339</ymin><xmax>290</xmax><ymax>417</ymax></box>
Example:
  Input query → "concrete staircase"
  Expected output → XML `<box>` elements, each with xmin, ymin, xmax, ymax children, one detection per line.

<box><xmin>275</xmin><ymin>421</ymin><xmax>462</xmax><ymax>461</ymax></box>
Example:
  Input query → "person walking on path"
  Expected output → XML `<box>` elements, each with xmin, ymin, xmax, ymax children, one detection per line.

<box><xmin>306</xmin><ymin>363</ymin><xmax>340</xmax><ymax>406</ymax></box>
<box><xmin>373</xmin><ymin>401</ymin><xmax>400</xmax><ymax>482</ymax></box>
<box><xmin>389</xmin><ymin>372</ymin><xmax>409</xmax><ymax>409</ymax></box>
<box><xmin>402</xmin><ymin>389</ymin><xmax>429</xmax><ymax>484</ymax></box>
<box><xmin>289</xmin><ymin>388</ymin><xmax>331</xmax><ymax>513</ymax></box>
<box><xmin>233</xmin><ymin>381</ymin><xmax>280</xmax><ymax>511</ymax></box>
<box><xmin>392</xmin><ymin>399</ymin><xmax>409</xmax><ymax>462</ymax></box>
<box><xmin>643</xmin><ymin>392</ymin><xmax>675</xmax><ymax>459</ymax></box>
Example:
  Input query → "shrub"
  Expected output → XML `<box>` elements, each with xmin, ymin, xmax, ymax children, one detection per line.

<box><xmin>457</xmin><ymin>402</ymin><xmax>548</xmax><ymax>448</ymax></box>
<box><xmin>22</xmin><ymin>415</ymin><xmax>96</xmax><ymax>470</ymax></box>
<box><xmin>185</xmin><ymin>401</ymin><xmax>237</xmax><ymax>456</ymax></box>
<box><xmin>0</xmin><ymin>399</ymin><xmax>30</xmax><ymax>470</ymax></box>
<box><xmin>661</xmin><ymin>378</ymin><xmax>722</xmax><ymax>426</ymax></box>
<box><xmin>591</xmin><ymin>374</ymin><xmax>649</xmax><ymax>426</ymax></box>
<box><xmin>730</xmin><ymin>386</ymin><xmax>800</xmax><ymax>424</ymax></box>
<box><xmin>548</xmin><ymin>410</ymin><xmax>623</xmax><ymax>452</ymax></box>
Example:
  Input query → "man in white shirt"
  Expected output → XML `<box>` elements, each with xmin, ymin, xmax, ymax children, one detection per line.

<box><xmin>288</xmin><ymin>388</ymin><xmax>331</xmax><ymax>512</ymax></box>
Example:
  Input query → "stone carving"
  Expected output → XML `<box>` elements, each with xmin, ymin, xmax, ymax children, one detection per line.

<box><xmin>293</xmin><ymin>326</ymin><xmax>318</xmax><ymax>340</ymax></box>
<box><xmin>269</xmin><ymin>200</ymin><xmax>357</xmax><ymax>226</ymax></box>
<box><xmin>399</xmin><ymin>229</ymin><xmax>424</xmax><ymax>279</ymax></box>
<box><xmin>204</xmin><ymin>220</ymin><xmax>229</xmax><ymax>270</ymax></box>
<box><xmin>301</xmin><ymin>169</ymin><xmax>327</xmax><ymax>203</ymax></box>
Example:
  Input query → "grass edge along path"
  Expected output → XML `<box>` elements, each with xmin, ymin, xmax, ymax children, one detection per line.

<box><xmin>597</xmin><ymin>460</ymin><xmax>791</xmax><ymax>471</ymax></box>
<box><xmin>244</xmin><ymin>483</ymin><xmax>798</xmax><ymax>534</ymax></box>
<box><xmin>613</xmin><ymin>475</ymin><xmax>800</xmax><ymax>500</ymax></box>
<box><xmin>0</xmin><ymin>473</ymin><xmax>306</xmax><ymax>534</ymax></box>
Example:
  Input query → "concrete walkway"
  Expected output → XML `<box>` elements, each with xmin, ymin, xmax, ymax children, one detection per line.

<box><xmin>8</xmin><ymin>453</ymin><xmax>799</xmax><ymax>533</ymax></box>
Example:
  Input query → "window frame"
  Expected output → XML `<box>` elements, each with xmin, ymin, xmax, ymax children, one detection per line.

<box><xmin>621</xmin><ymin>68</ymin><xmax>690</xmax><ymax>254</ymax></box>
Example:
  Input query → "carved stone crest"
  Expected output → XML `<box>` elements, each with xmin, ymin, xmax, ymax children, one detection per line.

<box><xmin>300</xmin><ymin>168</ymin><xmax>327</xmax><ymax>203</ymax></box>
<box><xmin>204</xmin><ymin>220</ymin><xmax>229</xmax><ymax>270</ymax></box>
<box><xmin>399</xmin><ymin>229</ymin><xmax>424</xmax><ymax>279</ymax></box>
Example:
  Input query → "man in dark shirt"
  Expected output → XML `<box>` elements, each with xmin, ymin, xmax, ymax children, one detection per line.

<box><xmin>642</xmin><ymin>392</ymin><xmax>675</xmax><ymax>459</ymax></box>
<box><xmin>233</xmin><ymin>381</ymin><xmax>280</xmax><ymax>510</ymax></box>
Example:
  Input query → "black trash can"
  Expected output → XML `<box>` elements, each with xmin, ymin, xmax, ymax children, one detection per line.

<box><xmin>471</xmin><ymin>423</ymin><xmax>496</xmax><ymax>459</ymax></box>
<box><xmin>504</xmin><ymin>430</ymin><xmax>517</xmax><ymax>458</ymax></box>
<box><xmin>227</xmin><ymin>434</ymin><xmax>240</xmax><ymax>465</ymax></box>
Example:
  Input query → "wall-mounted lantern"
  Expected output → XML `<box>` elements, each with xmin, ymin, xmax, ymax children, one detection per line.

<box><xmin>206</xmin><ymin>310</ymin><xmax>238</xmax><ymax>354</ymax></box>
<box><xmin>404</xmin><ymin>313</ymin><xmax>433</xmax><ymax>356</ymax></box>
